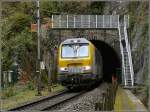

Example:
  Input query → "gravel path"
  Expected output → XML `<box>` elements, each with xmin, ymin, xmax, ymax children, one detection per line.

<box><xmin>49</xmin><ymin>83</ymin><xmax>110</xmax><ymax>111</ymax></box>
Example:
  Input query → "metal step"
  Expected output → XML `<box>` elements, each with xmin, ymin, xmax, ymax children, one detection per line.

<box><xmin>119</xmin><ymin>18</ymin><xmax>134</xmax><ymax>87</ymax></box>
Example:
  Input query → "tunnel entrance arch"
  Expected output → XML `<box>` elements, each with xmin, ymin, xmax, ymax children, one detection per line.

<box><xmin>90</xmin><ymin>40</ymin><xmax>121</xmax><ymax>83</ymax></box>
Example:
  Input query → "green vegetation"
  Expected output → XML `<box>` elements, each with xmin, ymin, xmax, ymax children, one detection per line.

<box><xmin>2</xmin><ymin>2</ymin><xmax>36</xmax><ymax>82</ymax></box>
<box><xmin>2</xmin><ymin>86</ymin><xmax>15</xmax><ymax>98</ymax></box>
<box><xmin>1</xmin><ymin>83</ymin><xmax>64</xmax><ymax>110</ymax></box>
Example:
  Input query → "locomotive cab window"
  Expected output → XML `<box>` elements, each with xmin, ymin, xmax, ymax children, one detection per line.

<box><xmin>61</xmin><ymin>43</ymin><xmax>89</xmax><ymax>58</ymax></box>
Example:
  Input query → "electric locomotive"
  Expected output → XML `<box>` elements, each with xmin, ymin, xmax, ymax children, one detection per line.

<box><xmin>57</xmin><ymin>38</ymin><xmax>103</xmax><ymax>89</ymax></box>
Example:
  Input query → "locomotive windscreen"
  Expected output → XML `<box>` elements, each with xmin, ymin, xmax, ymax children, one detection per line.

<box><xmin>61</xmin><ymin>43</ymin><xmax>89</xmax><ymax>58</ymax></box>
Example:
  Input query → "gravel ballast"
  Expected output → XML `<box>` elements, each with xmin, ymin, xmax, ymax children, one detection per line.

<box><xmin>50</xmin><ymin>83</ymin><xmax>110</xmax><ymax>111</ymax></box>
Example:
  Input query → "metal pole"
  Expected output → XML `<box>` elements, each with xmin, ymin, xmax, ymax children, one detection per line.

<box><xmin>74</xmin><ymin>15</ymin><xmax>75</xmax><ymax>28</ymax></box>
<box><xmin>52</xmin><ymin>15</ymin><xmax>53</xmax><ymax>28</ymax></box>
<box><xmin>81</xmin><ymin>15</ymin><xmax>83</xmax><ymax>28</ymax></box>
<box><xmin>59</xmin><ymin>15</ymin><xmax>61</xmax><ymax>28</ymax></box>
<box><xmin>36</xmin><ymin>0</ymin><xmax>41</xmax><ymax>96</ymax></box>
<box><xmin>37</xmin><ymin>0</ymin><xmax>40</xmax><ymax>60</ymax></box>
<box><xmin>88</xmin><ymin>15</ymin><xmax>90</xmax><ymax>28</ymax></box>
<box><xmin>67</xmin><ymin>15</ymin><xmax>68</xmax><ymax>28</ymax></box>
<box><xmin>48</xmin><ymin>51</ymin><xmax>51</xmax><ymax>92</ymax></box>
<box><xmin>148</xmin><ymin>2</ymin><xmax>150</xmax><ymax>111</ymax></box>
<box><xmin>0</xmin><ymin>1</ymin><xmax>2</xmax><ymax>93</ymax></box>
<box><xmin>96</xmin><ymin>15</ymin><xmax>97</xmax><ymax>28</ymax></box>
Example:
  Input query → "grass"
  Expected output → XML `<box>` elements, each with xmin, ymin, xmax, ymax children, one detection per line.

<box><xmin>0</xmin><ymin>84</ymin><xmax>64</xmax><ymax>110</ymax></box>
<box><xmin>114</xmin><ymin>86</ymin><xmax>135</xmax><ymax>111</ymax></box>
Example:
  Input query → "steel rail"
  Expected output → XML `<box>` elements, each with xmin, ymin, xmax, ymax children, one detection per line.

<box><xmin>8</xmin><ymin>89</ymin><xmax>85</xmax><ymax>111</ymax></box>
<box><xmin>41</xmin><ymin>91</ymin><xmax>85</xmax><ymax>111</ymax></box>
<box><xmin>8</xmin><ymin>89</ymin><xmax>68</xmax><ymax>111</ymax></box>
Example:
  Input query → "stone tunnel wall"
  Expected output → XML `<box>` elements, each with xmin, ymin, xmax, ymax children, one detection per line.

<box><xmin>51</xmin><ymin>29</ymin><xmax>121</xmax><ymax>82</ymax></box>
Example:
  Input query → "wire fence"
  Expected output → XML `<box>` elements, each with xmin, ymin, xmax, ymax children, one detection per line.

<box><xmin>52</xmin><ymin>15</ymin><xmax>121</xmax><ymax>29</ymax></box>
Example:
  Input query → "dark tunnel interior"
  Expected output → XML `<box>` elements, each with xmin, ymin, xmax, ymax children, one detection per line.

<box><xmin>90</xmin><ymin>40</ymin><xmax>121</xmax><ymax>82</ymax></box>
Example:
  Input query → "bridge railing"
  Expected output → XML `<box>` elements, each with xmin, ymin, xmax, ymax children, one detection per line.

<box><xmin>52</xmin><ymin>15</ymin><xmax>120</xmax><ymax>29</ymax></box>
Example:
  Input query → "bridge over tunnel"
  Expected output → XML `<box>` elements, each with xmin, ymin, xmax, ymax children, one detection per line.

<box><xmin>90</xmin><ymin>40</ymin><xmax>121</xmax><ymax>83</ymax></box>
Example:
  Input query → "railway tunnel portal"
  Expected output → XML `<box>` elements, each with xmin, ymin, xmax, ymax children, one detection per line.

<box><xmin>50</xmin><ymin>29</ymin><xmax>122</xmax><ymax>83</ymax></box>
<box><xmin>90</xmin><ymin>40</ymin><xmax>121</xmax><ymax>83</ymax></box>
<box><xmin>49</xmin><ymin>14</ymin><xmax>134</xmax><ymax>87</ymax></box>
<box><xmin>58</xmin><ymin>30</ymin><xmax>122</xmax><ymax>83</ymax></box>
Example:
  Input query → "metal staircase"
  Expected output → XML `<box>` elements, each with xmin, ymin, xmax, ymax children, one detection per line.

<box><xmin>118</xmin><ymin>16</ymin><xmax>134</xmax><ymax>87</ymax></box>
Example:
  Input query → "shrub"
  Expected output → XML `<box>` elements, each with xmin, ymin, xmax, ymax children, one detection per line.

<box><xmin>26</xmin><ymin>81</ymin><xmax>34</xmax><ymax>90</ymax></box>
<box><xmin>2</xmin><ymin>86</ymin><xmax>15</xmax><ymax>99</ymax></box>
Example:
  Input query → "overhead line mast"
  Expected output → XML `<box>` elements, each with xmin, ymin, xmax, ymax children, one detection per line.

<box><xmin>36</xmin><ymin>0</ymin><xmax>41</xmax><ymax>96</ymax></box>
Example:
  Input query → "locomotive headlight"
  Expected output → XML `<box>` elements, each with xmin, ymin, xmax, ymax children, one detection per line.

<box><xmin>60</xmin><ymin>67</ymin><xmax>65</xmax><ymax>71</ymax></box>
<box><xmin>83</xmin><ymin>66</ymin><xmax>91</xmax><ymax>70</ymax></box>
<box><xmin>60</xmin><ymin>67</ymin><xmax>68</xmax><ymax>71</ymax></box>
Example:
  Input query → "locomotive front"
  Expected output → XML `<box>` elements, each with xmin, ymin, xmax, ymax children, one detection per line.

<box><xmin>57</xmin><ymin>38</ymin><xmax>95</xmax><ymax>88</ymax></box>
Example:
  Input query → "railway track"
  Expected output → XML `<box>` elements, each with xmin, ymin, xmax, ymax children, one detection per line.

<box><xmin>8</xmin><ymin>89</ymin><xmax>85</xmax><ymax>111</ymax></box>
<box><xmin>8</xmin><ymin>83</ymin><xmax>110</xmax><ymax>111</ymax></box>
